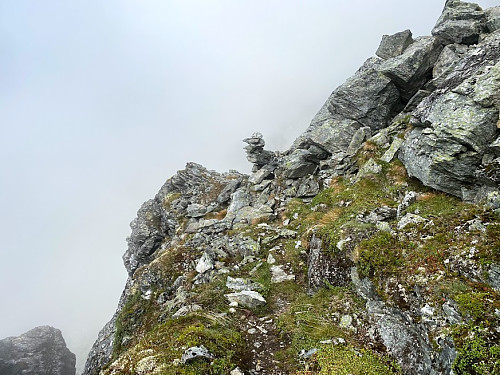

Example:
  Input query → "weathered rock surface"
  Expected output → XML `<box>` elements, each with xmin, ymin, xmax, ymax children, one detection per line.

<box><xmin>376</xmin><ymin>29</ymin><xmax>414</xmax><ymax>60</ymax></box>
<box><xmin>379</xmin><ymin>36</ymin><xmax>443</xmax><ymax>100</ymax></box>
<box><xmin>400</xmin><ymin>51</ymin><xmax>500</xmax><ymax>200</ymax></box>
<box><xmin>0</xmin><ymin>326</ymin><xmax>76</xmax><ymax>375</ymax></box>
<box><xmin>432</xmin><ymin>0</ymin><xmax>486</xmax><ymax>45</ymax></box>
<box><xmin>123</xmin><ymin>163</ymin><xmax>244</xmax><ymax>275</ymax></box>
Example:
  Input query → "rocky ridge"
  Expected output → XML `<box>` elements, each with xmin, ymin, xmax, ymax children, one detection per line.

<box><xmin>84</xmin><ymin>1</ymin><xmax>500</xmax><ymax>374</ymax></box>
<box><xmin>0</xmin><ymin>326</ymin><xmax>76</xmax><ymax>375</ymax></box>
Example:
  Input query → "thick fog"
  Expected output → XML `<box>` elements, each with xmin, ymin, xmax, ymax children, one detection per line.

<box><xmin>1</xmin><ymin>0</ymin><xmax>498</xmax><ymax>372</ymax></box>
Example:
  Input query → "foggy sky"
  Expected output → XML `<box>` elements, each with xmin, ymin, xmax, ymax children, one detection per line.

<box><xmin>1</xmin><ymin>0</ymin><xmax>498</xmax><ymax>372</ymax></box>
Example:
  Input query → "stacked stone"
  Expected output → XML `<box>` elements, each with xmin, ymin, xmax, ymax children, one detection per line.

<box><xmin>243</xmin><ymin>132</ymin><xmax>275</xmax><ymax>172</ymax></box>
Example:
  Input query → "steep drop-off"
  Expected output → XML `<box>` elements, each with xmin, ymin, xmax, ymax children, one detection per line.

<box><xmin>84</xmin><ymin>1</ymin><xmax>500</xmax><ymax>374</ymax></box>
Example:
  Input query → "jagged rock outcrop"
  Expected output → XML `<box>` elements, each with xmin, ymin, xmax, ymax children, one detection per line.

<box><xmin>432</xmin><ymin>0</ymin><xmax>487</xmax><ymax>45</ymax></box>
<box><xmin>84</xmin><ymin>2</ymin><xmax>500</xmax><ymax>374</ymax></box>
<box><xmin>400</xmin><ymin>31</ymin><xmax>500</xmax><ymax>201</ymax></box>
<box><xmin>0</xmin><ymin>326</ymin><xmax>76</xmax><ymax>375</ymax></box>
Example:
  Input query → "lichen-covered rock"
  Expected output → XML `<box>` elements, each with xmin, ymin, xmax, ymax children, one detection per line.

<box><xmin>367</xmin><ymin>301</ymin><xmax>434</xmax><ymax>375</ymax></box>
<box><xmin>124</xmin><ymin>163</ymin><xmax>243</xmax><ymax>275</ymax></box>
<box><xmin>376</xmin><ymin>29</ymin><xmax>414</xmax><ymax>60</ymax></box>
<box><xmin>225</xmin><ymin>290</ymin><xmax>266</xmax><ymax>309</ymax></box>
<box><xmin>307</xmin><ymin>235</ymin><xmax>353</xmax><ymax>292</ymax></box>
<box><xmin>400</xmin><ymin>57</ymin><xmax>500</xmax><ymax>199</ymax></box>
<box><xmin>432</xmin><ymin>43</ymin><xmax>469</xmax><ymax>87</ymax></box>
<box><xmin>83</xmin><ymin>3</ymin><xmax>500</xmax><ymax>375</ymax></box>
<box><xmin>432</xmin><ymin>0</ymin><xmax>487</xmax><ymax>45</ymax></box>
<box><xmin>180</xmin><ymin>346</ymin><xmax>214</xmax><ymax>364</ymax></box>
<box><xmin>0</xmin><ymin>326</ymin><xmax>76</xmax><ymax>375</ymax></box>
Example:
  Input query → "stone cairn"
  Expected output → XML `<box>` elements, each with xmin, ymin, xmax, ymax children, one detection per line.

<box><xmin>243</xmin><ymin>132</ymin><xmax>275</xmax><ymax>172</ymax></box>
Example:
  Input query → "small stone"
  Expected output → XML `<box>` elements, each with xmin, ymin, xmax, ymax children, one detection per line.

<box><xmin>339</xmin><ymin>315</ymin><xmax>353</xmax><ymax>329</ymax></box>
<box><xmin>376</xmin><ymin>29</ymin><xmax>414</xmax><ymax>59</ymax></box>
<box><xmin>180</xmin><ymin>345</ymin><xmax>214</xmax><ymax>364</ymax></box>
<box><xmin>397</xmin><ymin>191</ymin><xmax>418</xmax><ymax>218</ymax></box>
<box><xmin>376</xmin><ymin>221</ymin><xmax>391</xmax><ymax>232</ymax></box>
<box><xmin>225</xmin><ymin>291</ymin><xmax>266</xmax><ymax>309</ymax></box>
<box><xmin>421</xmin><ymin>304</ymin><xmax>435</xmax><ymax>317</ymax></box>
<box><xmin>397</xmin><ymin>213</ymin><xmax>427</xmax><ymax>230</ymax></box>
<box><xmin>267</xmin><ymin>253</ymin><xmax>276</xmax><ymax>264</ymax></box>
<box><xmin>299</xmin><ymin>348</ymin><xmax>318</xmax><ymax>359</ymax></box>
<box><xmin>196</xmin><ymin>251</ymin><xmax>215</xmax><ymax>274</ymax></box>
<box><xmin>226</xmin><ymin>276</ymin><xmax>263</xmax><ymax>292</ymax></box>
<box><xmin>186</xmin><ymin>203</ymin><xmax>207</xmax><ymax>218</ymax></box>
<box><xmin>230</xmin><ymin>367</ymin><xmax>245</xmax><ymax>375</ymax></box>
<box><xmin>336</xmin><ymin>237</ymin><xmax>351</xmax><ymax>251</ymax></box>
<box><xmin>229</xmin><ymin>308</ymin><xmax>236</xmax><ymax>314</ymax></box>
<box><xmin>270</xmin><ymin>265</ymin><xmax>295</xmax><ymax>283</ymax></box>
<box><xmin>248</xmin><ymin>328</ymin><xmax>257</xmax><ymax>335</ymax></box>
<box><xmin>172</xmin><ymin>304</ymin><xmax>202</xmax><ymax>318</ymax></box>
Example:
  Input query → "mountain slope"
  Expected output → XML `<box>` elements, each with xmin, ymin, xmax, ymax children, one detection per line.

<box><xmin>84</xmin><ymin>1</ymin><xmax>500</xmax><ymax>374</ymax></box>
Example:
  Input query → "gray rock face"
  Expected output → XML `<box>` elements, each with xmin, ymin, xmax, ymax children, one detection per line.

<box><xmin>82</xmin><ymin>279</ymin><xmax>133</xmax><ymax>375</ymax></box>
<box><xmin>282</xmin><ymin>149</ymin><xmax>318</xmax><ymax>179</ymax></box>
<box><xmin>487</xmin><ymin>263</ymin><xmax>500</xmax><ymax>290</ymax></box>
<box><xmin>307</xmin><ymin>235</ymin><xmax>353</xmax><ymax>293</ymax></box>
<box><xmin>226</xmin><ymin>276</ymin><xmax>263</xmax><ymax>292</ymax></box>
<box><xmin>0</xmin><ymin>326</ymin><xmax>76</xmax><ymax>375</ymax></box>
<box><xmin>367</xmin><ymin>301</ymin><xmax>434</xmax><ymax>375</ymax></box>
<box><xmin>123</xmin><ymin>163</ymin><xmax>243</xmax><ymax>275</ymax></box>
<box><xmin>486</xmin><ymin>6</ymin><xmax>500</xmax><ymax>32</ymax></box>
<box><xmin>293</xmin><ymin>57</ymin><xmax>401</xmax><ymax>159</ymax></box>
<box><xmin>376</xmin><ymin>29</ymin><xmax>414</xmax><ymax>60</ymax></box>
<box><xmin>379</xmin><ymin>36</ymin><xmax>444</xmax><ymax>100</ymax></box>
<box><xmin>400</xmin><ymin>57</ymin><xmax>500</xmax><ymax>199</ymax></box>
<box><xmin>326</xmin><ymin>58</ymin><xmax>401</xmax><ymax>131</ymax></box>
<box><xmin>432</xmin><ymin>43</ymin><xmax>470</xmax><ymax>87</ymax></box>
<box><xmin>432</xmin><ymin>0</ymin><xmax>487</xmax><ymax>45</ymax></box>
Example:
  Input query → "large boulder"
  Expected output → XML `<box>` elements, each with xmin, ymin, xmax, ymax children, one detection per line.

<box><xmin>326</xmin><ymin>57</ymin><xmax>401</xmax><ymax>130</ymax></box>
<box><xmin>400</xmin><ymin>57</ymin><xmax>500</xmax><ymax>200</ymax></box>
<box><xmin>432</xmin><ymin>0</ymin><xmax>487</xmax><ymax>45</ymax></box>
<box><xmin>376</xmin><ymin>29</ymin><xmax>414</xmax><ymax>60</ymax></box>
<box><xmin>0</xmin><ymin>326</ymin><xmax>76</xmax><ymax>375</ymax></box>
<box><xmin>379</xmin><ymin>36</ymin><xmax>444</xmax><ymax>100</ymax></box>
<box><xmin>294</xmin><ymin>57</ymin><xmax>401</xmax><ymax>152</ymax></box>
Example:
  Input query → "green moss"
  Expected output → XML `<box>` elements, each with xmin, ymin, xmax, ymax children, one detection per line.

<box><xmin>190</xmin><ymin>276</ymin><xmax>228</xmax><ymax>313</ymax></box>
<box><xmin>357</xmin><ymin>231</ymin><xmax>403</xmax><ymax>279</ymax></box>
<box><xmin>455</xmin><ymin>291</ymin><xmax>499</xmax><ymax>324</ymax></box>
<box><xmin>452</xmin><ymin>327</ymin><xmax>500</xmax><ymax>375</ymax></box>
<box><xmin>106</xmin><ymin>313</ymin><xmax>245</xmax><ymax>375</ymax></box>
<box><xmin>315</xmin><ymin>345</ymin><xmax>401</xmax><ymax>375</ymax></box>
<box><xmin>275</xmin><ymin>286</ymin><xmax>364</xmax><ymax>370</ymax></box>
<box><xmin>113</xmin><ymin>290</ymin><xmax>157</xmax><ymax>359</ymax></box>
